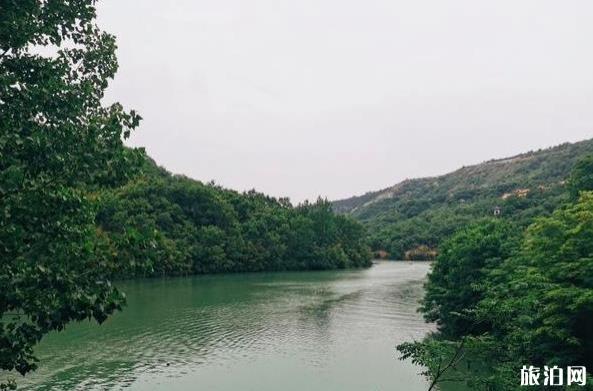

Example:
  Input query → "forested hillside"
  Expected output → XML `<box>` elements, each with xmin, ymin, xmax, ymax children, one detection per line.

<box><xmin>96</xmin><ymin>156</ymin><xmax>372</xmax><ymax>277</ymax></box>
<box><xmin>333</xmin><ymin>138</ymin><xmax>593</xmax><ymax>259</ymax></box>
<box><xmin>398</xmin><ymin>154</ymin><xmax>593</xmax><ymax>390</ymax></box>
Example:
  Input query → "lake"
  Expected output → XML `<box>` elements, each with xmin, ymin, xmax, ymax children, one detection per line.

<box><xmin>19</xmin><ymin>261</ymin><xmax>433</xmax><ymax>390</ymax></box>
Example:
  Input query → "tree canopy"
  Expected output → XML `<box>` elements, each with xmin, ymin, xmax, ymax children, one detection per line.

<box><xmin>421</xmin><ymin>219</ymin><xmax>519</xmax><ymax>338</ymax></box>
<box><xmin>96</xmin><ymin>167</ymin><xmax>372</xmax><ymax>277</ymax></box>
<box><xmin>398</xmin><ymin>155</ymin><xmax>593</xmax><ymax>389</ymax></box>
<box><xmin>568</xmin><ymin>154</ymin><xmax>593</xmax><ymax>200</ymax></box>
<box><xmin>1</xmin><ymin>0</ymin><xmax>142</xmax><ymax>386</ymax></box>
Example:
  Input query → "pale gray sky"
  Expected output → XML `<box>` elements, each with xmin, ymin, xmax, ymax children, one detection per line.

<box><xmin>98</xmin><ymin>0</ymin><xmax>593</xmax><ymax>202</ymax></box>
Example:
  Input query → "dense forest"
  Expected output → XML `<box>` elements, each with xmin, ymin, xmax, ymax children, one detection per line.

<box><xmin>0</xmin><ymin>2</ymin><xmax>369</xmax><ymax>388</ymax></box>
<box><xmin>398</xmin><ymin>155</ymin><xmax>593</xmax><ymax>389</ymax></box>
<box><xmin>334</xmin><ymin>138</ymin><xmax>593</xmax><ymax>260</ymax></box>
<box><xmin>97</xmin><ymin>157</ymin><xmax>371</xmax><ymax>277</ymax></box>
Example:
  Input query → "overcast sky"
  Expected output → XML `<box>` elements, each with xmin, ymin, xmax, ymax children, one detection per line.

<box><xmin>97</xmin><ymin>0</ymin><xmax>593</xmax><ymax>202</ymax></box>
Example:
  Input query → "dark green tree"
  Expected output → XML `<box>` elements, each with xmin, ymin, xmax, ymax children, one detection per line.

<box><xmin>398</xmin><ymin>175</ymin><xmax>593</xmax><ymax>389</ymax></box>
<box><xmin>0</xmin><ymin>1</ymin><xmax>141</xmax><ymax>386</ymax></box>
<box><xmin>477</xmin><ymin>191</ymin><xmax>593</xmax><ymax>375</ymax></box>
<box><xmin>421</xmin><ymin>219</ymin><xmax>519</xmax><ymax>338</ymax></box>
<box><xmin>96</xmin><ymin>172</ymin><xmax>371</xmax><ymax>277</ymax></box>
<box><xmin>568</xmin><ymin>155</ymin><xmax>593</xmax><ymax>200</ymax></box>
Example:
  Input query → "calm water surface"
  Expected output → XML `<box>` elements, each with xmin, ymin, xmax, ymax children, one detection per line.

<box><xmin>20</xmin><ymin>261</ymin><xmax>433</xmax><ymax>390</ymax></box>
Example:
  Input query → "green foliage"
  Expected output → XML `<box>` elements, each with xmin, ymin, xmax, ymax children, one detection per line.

<box><xmin>96</xmin><ymin>165</ymin><xmax>372</xmax><ymax>276</ymax></box>
<box><xmin>397</xmin><ymin>338</ymin><xmax>466</xmax><ymax>391</ymax></box>
<box><xmin>477</xmin><ymin>192</ymin><xmax>593</xmax><ymax>373</ymax></box>
<box><xmin>0</xmin><ymin>0</ymin><xmax>142</xmax><ymax>385</ymax></box>
<box><xmin>334</xmin><ymin>140</ymin><xmax>593</xmax><ymax>258</ymax></box>
<box><xmin>398</xmin><ymin>161</ymin><xmax>593</xmax><ymax>389</ymax></box>
<box><xmin>568</xmin><ymin>155</ymin><xmax>593</xmax><ymax>200</ymax></box>
<box><xmin>421</xmin><ymin>220</ymin><xmax>520</xmax><ymax>338</ymax></box>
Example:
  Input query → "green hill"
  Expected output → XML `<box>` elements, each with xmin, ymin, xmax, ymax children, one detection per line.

<box><xmin>333</xmin><ymin>138</ymin><xmax>593</xmax><ymax>259</ymax></box>
<box><xmin>96</xmin><ymin>156</ymin><xmax>372</xmax><ymax>276</ymax></box>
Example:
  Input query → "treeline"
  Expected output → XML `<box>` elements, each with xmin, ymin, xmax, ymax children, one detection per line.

<box><xmin>96</xmin><ymin>159</ymin><xmax>372</xmax><ymax>277</ymax></box>
<box><xmin>398</xmin><ymin>155</ymin><xmax>593</xmax><ymax>389</ymax></box>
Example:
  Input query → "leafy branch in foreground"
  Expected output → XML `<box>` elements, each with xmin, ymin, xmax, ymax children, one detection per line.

<box><xmin>397</xmin><ymin>338</ymin><xmax>466</xmax><ymax>391</ymax></box>
<box><xmin>1</xmin><ymin>0</ymin><xmax>142</xmax><ymax>386</ymax></box>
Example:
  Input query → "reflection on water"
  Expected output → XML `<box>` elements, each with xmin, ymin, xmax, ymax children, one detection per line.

<box><xmin>19</xmin><ymin>261</ymin><xmax>433</xmax><ymax>390</ymax></box>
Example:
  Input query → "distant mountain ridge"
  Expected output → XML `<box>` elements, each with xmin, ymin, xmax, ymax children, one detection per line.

<box><xmin>332</xmin><ymin>137</ymin><xmax>593</xmax><ymax>259</ymax></box>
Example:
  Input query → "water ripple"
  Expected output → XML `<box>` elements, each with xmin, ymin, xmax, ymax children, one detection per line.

<box><xmin>18</xmin><ymin>261</ymin><xmax>433</xmax><ymax>391</ymax></box>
